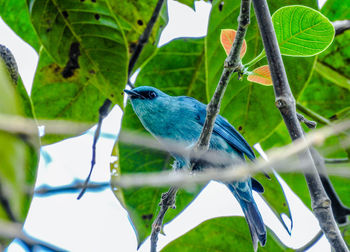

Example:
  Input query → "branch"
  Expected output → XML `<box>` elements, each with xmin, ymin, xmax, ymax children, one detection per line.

<box><xmin>78</xmin><ymin>0</ymin><xmax>165</xmax><ymax>199</ymax></box>
<box><xmin>150</xmin><ymin>186</ymin><xmax>177</xmax><ymax>252</ymax></box>
<box><xmin>297</xmin><ymin>112</ymin><xmax>317</xmax><ymax>129</ymax></box>
<box><xmin>0</xmin><ymin>220</ymin><xmax>62</xmax><ymax>251</ymax></box>
<box><xmin>297</xmin><ymin>113</ymin><xmax>350</xmax><ymax>224</ymax></box>
<box><xmin>35</xmin><ymin>181</ymin><xmax>109</xmax><ymax>197</ymax></box>
<box><xmin>325</xmin><ymin>158</ymin><xmax>349</xmax><ymax>164</ymax></box>
<box><xmin>333</xmin><ymin>20</ymin><xmax>350</xmax><ymax>36</ymax></box>
<box><xmin>295</xmin><ymin>230</ymin><xmax>324</xmax><ymax>252</ymax></box>
<box><xmin>150</xmin><ymin>1</ymin><xmax>252</xmax><ymax>250</ymax></box>
<box><xmin>252</xmin><ymin>0</ymin><xmax>348</xmax><ymax>251</ymax></box>
<box><xmin>296</xmin><ymin>103</ymin><xmax>331</xmax><ymax>125</ymax></box>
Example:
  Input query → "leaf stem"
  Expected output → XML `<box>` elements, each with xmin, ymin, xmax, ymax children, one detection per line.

<box><xmin>244</xmin><ymin>50</ymin><xmax>266</xmax><ymax>69</ymax></box>
<box><xmin>252</xmin><ymin>0</ymin><xmax>348</xmax><ymax>250</ymax></box>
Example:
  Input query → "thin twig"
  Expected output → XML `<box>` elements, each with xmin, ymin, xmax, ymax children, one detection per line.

<box><xmin>296</xmin><ymin>103</ymin><xmax>331</xmax><ymax>125</ymax></box>
<box><xmin>333</xmin><ymin>20</ymin><xmax>350</xmax><ymax>36</ymax></box>
<box><xmin>150</xmin><ymin>1</ymin><xmax>252</xmax><ymax>250</ymax></box>
<box><xmin>297</xmin><ymin>113</ymin><xmax>350</xmax><ymax>225</ymax></box>
<box><xmin>325</xmin><ymin>158</ymin><xmax>349</xmax><ymax>164</ymax></box>
<box><xmin>150</xmin><ymin>186</ymin><xmax>177</xmax><ymax>252</ymax></box>
<box><xmin>0</xmin><ymin>220</ymin><xmax>63</xmax><ymax>251</ymax></box>
<box><xmin>35</xmin><ymin>181</ymin><xmax>109</xmax><ymax>197</ymax></box>
<box><xmin>252</xmin><ymin>0</ymin><xmax>348</xmax><ymax>251</ymax></box>
<box><xmin>78</xmin><ymin>0</ymin><xmax>165</xmax><ymax>199</ymax></box>
<box><xmin>295</xmin><ymin>230</ymin><xmax>324</xmax><ymax>252</ymax></box>
<box><xmin>297</xmin><ymin>112</ymin><xmax>317</xmax><ymax>129</ymax></box>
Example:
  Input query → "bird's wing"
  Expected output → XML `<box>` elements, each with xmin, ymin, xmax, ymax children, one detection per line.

<box><xmin>178</xmin><ymin>96</ymin><xmax>256</xmax><ymax>160</ymax></box>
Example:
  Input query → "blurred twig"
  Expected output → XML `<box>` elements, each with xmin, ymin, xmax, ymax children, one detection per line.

<box><xmin>295</xmin><ymin>230</ymin><xmax>324</xmax><ymax>252</ymax></box>
<box><xmin>325</xmin><ymin>158</ymin><xmax>349</xmax><ymax>164</ymax></box>
<box><xmin>0</xmin><ymin>220</ymin><xmax>62</xmax><ymax>251</ymax></box>
<box><xmin>333</xmin><ymin>20</ymin><xmax>350</xmax><ymax>36</ymax></box>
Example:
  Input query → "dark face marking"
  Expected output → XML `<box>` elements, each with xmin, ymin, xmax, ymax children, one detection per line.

<box><xmin>124</xmin><ymin>89</ymin><xmax>158</xmax><ymax>100</ymax></box>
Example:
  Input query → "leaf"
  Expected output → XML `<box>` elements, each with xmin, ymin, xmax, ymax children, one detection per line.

<box><xmin>162</xmin><ymin>217</ymin><xmax>285</xmax><ymax>251</ymax></box>
<box><xmin>28</xmin><ymin>0</ymin><xmax>128</xmax><ymax>107</ymax></box>
<box><xmin>247</xmin><ymin>65</ymin><xmax>273</xmax><ymax>86</ymax></box>
<box><xmin>272</xmin><ymin>5</ymin><xmax>335</xmax><ymax>56</ymax></box>
<box><xmin>0</xmin><ymin>0</ymin><xmax>40</xmax><ymax>51</ymax></box>
<box><xmin>220</xmin><ymin>29</ymin><xmax>247</xmax><ymax>58</ymax></box>
<box><xmin>114</xmin><ymin>0</ymin><xmax>318</xmax><ymax>245</ymax></box>
<box><xmin>0</xmin><ymin>51</ymin><xmax>39</xmax><ymax>229</ymax></box>
<box><xmin>321</xmin><ymin>0</ymin><xmax>350</xmax><ymax>21</ymax></box>
<box><xmin>108</xmin><ymin>0</ymin><xmax>168</xmax><ymax>72</ymax></box>
<box><xmin>31</xmin><ymin>50</ymin><xmax>107</xmax><ymax>144</ymax></box>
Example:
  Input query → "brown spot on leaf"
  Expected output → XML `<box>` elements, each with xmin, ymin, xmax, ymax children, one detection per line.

<box><xmin>94</xmin><ymin>14</ymin><xmax>100</xmax><ymax>20</ymax></box>
<box><xmin>89</xmin><ymin>69</ymin><xmax>95</xmax><ymax>74</ymax></box>
<box><xmin>141</xmin><ymin>214</ymin><xmax>153</xmax><ymax>220</ymax></box>
<box><xmin>238</xmin><ymin>126</ymin><xmax>242</xmax><ymax>131</ymax></box>
<box><xmin>46</xmin><ymin>27</ymin><xmax>52</xmax><ymax>32</ymax></box>
<box><xmin>62</xmin><ymin>42</ymin><xmax>80</xmax><ymax>78</ymax></box>
<box><xmin>62</xmin><ymin>11</ymin><xmax>68</xmax><ymax>18</ymax></box>
<box><xmin>137</xmin><ymin>19</ymin><xmax>143</xmax><ymax>26</ymax></box>
<box><xmin>219</xmin><ymin>1</ymin><xmax>224</xmax><ymax>11</ymax></box>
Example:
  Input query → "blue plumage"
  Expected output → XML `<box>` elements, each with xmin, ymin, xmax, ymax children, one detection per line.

<box><xmin>124</xmin><ymin>86</ymin><xmax>266</xmax><ymax>250</ymax></box>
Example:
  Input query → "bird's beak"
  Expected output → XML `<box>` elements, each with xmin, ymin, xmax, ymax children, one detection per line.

<box><xmin>124</xmin><ymin>89</ymin><xmax>144</xmax><ymax>99</ymax></box>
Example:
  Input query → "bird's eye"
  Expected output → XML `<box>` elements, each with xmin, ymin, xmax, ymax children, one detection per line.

<box><xmin>148</xmin><ymin>91</ymin><xmax>157</xmax><ymax>99</ymax></box>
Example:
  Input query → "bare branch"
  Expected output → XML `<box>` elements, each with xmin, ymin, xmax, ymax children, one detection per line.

<box><xmin>297</xmin><ymin>112</ymin><xmax>317</xmax><ymax>129</ymax></box>
<box><xmin>150</xmin><ymin>1</ymin><xmax>252</xmax><ymax>250</ymax></box>
<box><xmin>333</xmin><ymin>20</ymin><xmax>350</xmax><ymax>36</ymax></box>
<box><xmin>295</xmin><ymin>230</ymin><xmax>324</xmax><ymax>252</ymax></box>
<box><xmin>296</xmin><ymin>103</ymin><xmax>331</xmax><ymax>125</ymax></box>
<box><xmin>78</xmin><ymin>0</ymin><xmax>166</xmax><ymax>199</ymax></box>
<box><xmin>252</xmin><ymin>0</ymin><xmax>348</xmax><ymax>250</ymax></box>
<box><xmin>150</xmin><ymin>186</ymin><xmax>178</xmax><ymax>252</ymax></box>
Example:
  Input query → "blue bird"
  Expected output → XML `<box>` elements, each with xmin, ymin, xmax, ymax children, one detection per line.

<box><xmin>124</xmin><ymin>86</ymin><xmax>266</xmax><ymax>250</ymax></box>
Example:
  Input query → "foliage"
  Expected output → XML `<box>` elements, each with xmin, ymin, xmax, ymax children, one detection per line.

<box><xmin>0</xmin><ymin>0</ymin><xmax>349</xmax><ymax>251</ymax></box>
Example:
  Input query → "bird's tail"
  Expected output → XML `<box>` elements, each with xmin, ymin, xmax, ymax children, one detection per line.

<box><xmin>227</xmin><ymin>184</ymin><xmax>266</xmax><ymax>251</ymax></box>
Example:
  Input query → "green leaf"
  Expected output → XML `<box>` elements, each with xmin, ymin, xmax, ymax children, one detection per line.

<box><xmin>0</xmin><ymin>0</ymin><xmax>40</xmax><ymax>51</ymax></box>
<box><xmin>29</xmin><ymin>0</ymin><xmax>128</xmax><ymax>106</ymax></box>
<box><xmin>108</xmin><ymin>0</ymin><xmax>168</xmax><ymax>72</ymax></box>
<box><xmin>321</xmin><ymin>0</ymin><xmax>350</xmax><ymax>21</ymax></box>
<box><xmin>114</xmin><ymin>0</ymin><xmax>318</xmax><ymax>246</ymax></box>
<box><xmin>272</xmin><ymin>5</ymin><xmax>334</xmax><ymax>56</ymax></box>
<box><xmin>0</xmin><ymin>51</ymin><xmax>39</xmax><ymax>229</ymax></box>
<box><xmin>31</xmin><ymin>50</ymin><xmax>107</xmax><ymax>144</ymax></box>
<box><xmin>162</xmin><ymin>217</ymin><xmax>285</xmax><ymax>251</ymax></box>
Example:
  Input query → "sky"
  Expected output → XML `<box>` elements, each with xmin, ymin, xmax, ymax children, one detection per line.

<box><xmin>1</xmin><ymin>0</ymin><xmax>331</xmax><ymax>251</ymax></box>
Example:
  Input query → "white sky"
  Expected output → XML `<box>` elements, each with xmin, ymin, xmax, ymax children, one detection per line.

<box><xmin>2</xmin><ymin>0</ymin><xmax>331</xmax><ymax>251</ymax></box>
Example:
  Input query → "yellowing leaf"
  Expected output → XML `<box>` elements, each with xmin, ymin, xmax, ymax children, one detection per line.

<box><xmin>220</xmin><ymin>29</ymin><xmax>247</xmax><ymax>58</ymax></box>
<box><xmin>247</xmin><ymin>65</ymin><xmax>273</xmax><ymax>86</ymax></box>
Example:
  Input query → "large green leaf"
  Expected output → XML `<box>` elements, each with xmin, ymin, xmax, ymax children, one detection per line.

<box><xmin>114</xmin><ymin>0</ymin><xmax>317</xmax><ymax>246</ymax></box>
<box><xmin>28</xmin><ymin>0</ymin><xmax>128</xmax><ymax>107</ymax></box>
<box><xmin>298</xmin><ymin>31</ymin><xmax>350</xmax><ymax>119</ymax></box>
<box><xmin>0</xmin><ymin>0</ymin><xmax>40</xmax><ymax>51</ymax></box>
<box><xmin>321</xmin><ymin>0</ymin><xmax>350</xmax><ymax>21</ymax></box>
<box><xmin>0</xmin><ymin>49</ymin><xmax>39</xmax><ymax>231</ymax></box>
<box><xmin>31</xmin><ymin>50</ymin><xmax>107</xmax><ymax>144</ymax></box>
<box><xmin>272</xmin><ymin>5</ymin><xmax>334</xmax><ymax>56</ymax></box>
<box><xmin>108</xmin><ymin>0</ymin><xmax>168</xmax><ymax>72</ymax></box>
<box><xmin>162</xmin><ymin>217</ymin><xmax>285</xmax><ymax>251</ymax></box>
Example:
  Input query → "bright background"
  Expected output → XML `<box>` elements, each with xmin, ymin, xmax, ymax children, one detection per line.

<box><xmin>1</xmin><ymin>0</ymin><xmax>330</xmax><ymax>251</ymax></box>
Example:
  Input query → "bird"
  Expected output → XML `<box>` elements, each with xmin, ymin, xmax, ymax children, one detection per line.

<box><xmin>124</xmin><ymin>86</ymin><xmax>266</xmax><ymax>250</ymax></box>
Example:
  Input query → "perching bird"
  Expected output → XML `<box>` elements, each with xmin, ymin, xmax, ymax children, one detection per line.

<box><xmin>124</xmin><ymin>86</ymin><xmax>266</xmax><ymax>250</ymax></box>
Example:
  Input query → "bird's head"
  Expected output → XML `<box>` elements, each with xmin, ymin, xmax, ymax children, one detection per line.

<box><xmin>124</xmin><ymin>86</ymin><xmax>171</xmax><ymax>121</ymax></box>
